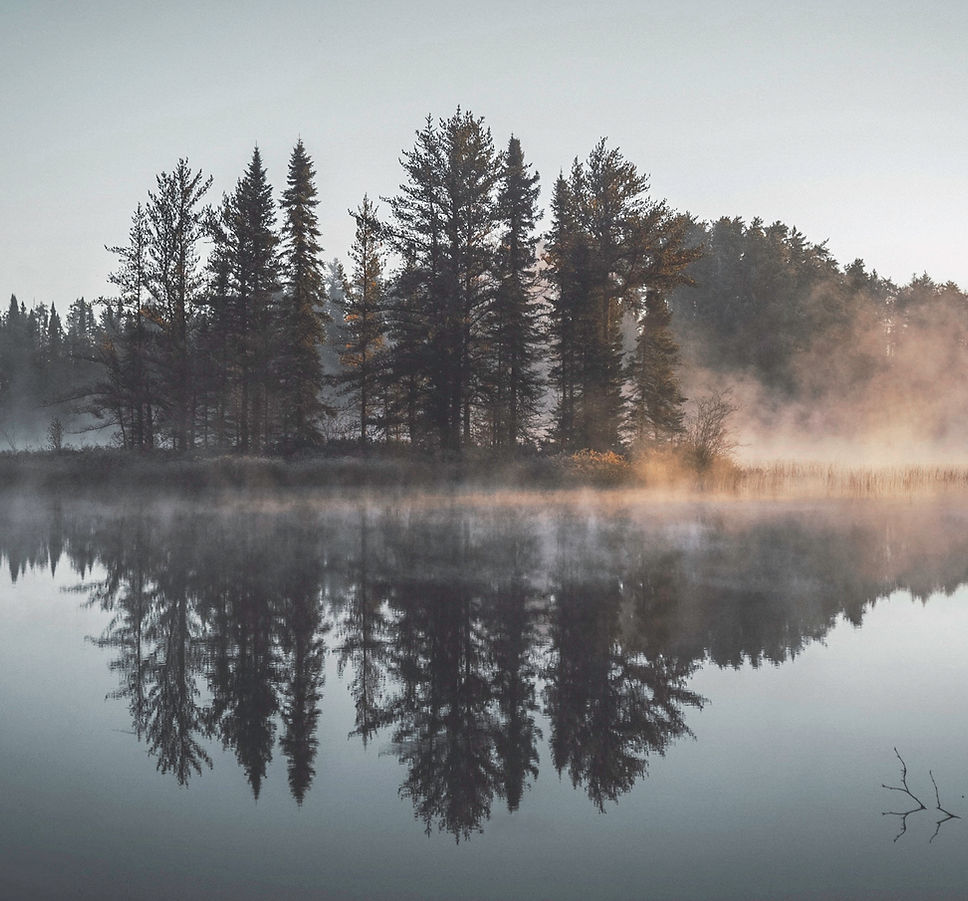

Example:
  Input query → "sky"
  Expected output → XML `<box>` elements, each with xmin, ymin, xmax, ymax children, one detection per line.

<box><xmin>2</xmin><ymin>0</ymin><xmax>966</xmax><ymax>310</ymax></box>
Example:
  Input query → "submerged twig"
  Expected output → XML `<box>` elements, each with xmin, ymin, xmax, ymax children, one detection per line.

<box><xmin>881</xmin><ymin>749</ymin><xmax>962</xmax><ymax>842</ymax></box>
<box><xmin>882</xmin><ymin>748</ymin><xmax>926</xmax><ymax>803</ymax></box>
<box><xmin>928</xmin><ymin>769</ymin><xmax>961</xmax><ymax>843</ymax></box>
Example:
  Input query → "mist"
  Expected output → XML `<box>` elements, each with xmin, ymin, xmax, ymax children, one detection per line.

<box><xmin>672</xmin><ymin>219</ymin><xmax>968</xmax><ymax>466</ymax></box>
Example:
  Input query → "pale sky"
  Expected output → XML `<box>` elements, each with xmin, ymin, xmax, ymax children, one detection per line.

<box><xmin>2</xmin><ymin>0</ymin><xmax>965</xmax><ymax>310</ymax></box>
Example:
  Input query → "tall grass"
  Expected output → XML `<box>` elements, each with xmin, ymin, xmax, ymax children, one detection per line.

<box><xmin>706</xmin><ymin>461</ymin><xmax>968</xmax><ymax>498</ymax></box>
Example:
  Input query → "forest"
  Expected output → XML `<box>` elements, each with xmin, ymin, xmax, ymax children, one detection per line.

<box><xmin>2</xmin><ymin>108</ymin><xmax>966</xmax><ymax>464</ymax></box>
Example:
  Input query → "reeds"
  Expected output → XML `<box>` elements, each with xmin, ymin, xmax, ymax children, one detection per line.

<box><xmin>708</xmin><ymin>461</ymin><xmax>968</xmax><ymax>498</ymax></box>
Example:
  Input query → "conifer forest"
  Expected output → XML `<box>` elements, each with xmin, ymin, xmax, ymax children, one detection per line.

<box><xmin>2</xmin><ymin>108</ymin><xmax>966</xmax><ymax>463</ymax></box>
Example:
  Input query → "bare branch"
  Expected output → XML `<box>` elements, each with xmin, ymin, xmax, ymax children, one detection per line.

<box><xmin>928</xmin><ymin>769</ymin><xmax>961</xmax><ymax>842</ymax></box>
<box><xmin>881</xmin><ymin>750</ymin><xmax>962</xmax><ymax>843</ymax></box>
<box><xmin>881</xmin><ymin>748</ymin><xmax>926</xmax><ymax>841</ymax></box>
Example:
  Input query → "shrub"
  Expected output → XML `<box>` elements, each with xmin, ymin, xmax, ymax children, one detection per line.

<box><xmin>563</xmin><ymin>449</ymin><xmax>631</xmax><ymax>485</ymax></box>
<box><xmin>684</xmin><ymin>390</ymin><xmax>738</xmax><ymax>470</ymax></box>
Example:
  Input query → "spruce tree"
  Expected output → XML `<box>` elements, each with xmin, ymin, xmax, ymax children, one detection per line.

<box><xmin>626</xmin><ymin>212</ymin><xmax>699</xmax><ymax>443</ymax></box>
<box><xmin>386</xmin><ymin>110</ymin><xmax>502</xmax><ymax>450</ymax></box>
<box><xmin>106</xmin><ymin>203</ymin><xmax>154</xmax><ymax>447</ymax></box>
<box><xmin>486</xmin><ymin>136</ymin><xmax>542</xmax><ymax>448</ymax></box>
<box><xmin>144</xmin><ymin>159</ymin><xmax>212</xmax><ymax>450</ymax></box>
<box><xmin>209</xmin><ymin>147</ymin><xmax>280</xmax><ymax>450</ymax></box>
<box><xmin>277</xmin><ymin>139</ymin><xmax>329</xmax><ymax>448</ymax></box>
<box><xmin>201</xmin><ymin>194</ymin><xmax>237</xmax><ymax>447</ymax></box>
<box><xmin>627</xmin><ymin>292</ymin><xmax>686</xmax><ymax>442</ymax></box>
<box><xmin>0</xmin><ymin>296</ymin><xmax>31</xmax><ymax>440</ymax></box>
<box><xmin>339</xmin><ymin>196</ymin><xmax>386</xmax><ymax>445</ymax></box>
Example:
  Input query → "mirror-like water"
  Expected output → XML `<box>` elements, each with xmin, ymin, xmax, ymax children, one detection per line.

<box><xmin>2</xmin><ymin>493</ymin><xmax>968</xmax><ymax>899</ymax></box>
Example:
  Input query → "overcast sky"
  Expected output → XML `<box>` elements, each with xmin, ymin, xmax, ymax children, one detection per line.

<box><xmin>2</xmin><ymin>0</ymin><xmax>965</xmax><ymax>309</ymax></box>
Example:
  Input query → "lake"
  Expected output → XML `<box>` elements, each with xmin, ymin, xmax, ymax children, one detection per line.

<box><xmin>2</xmin><ymin>491</ymin><xmax>967</xmax><ymax>899</ymax></box>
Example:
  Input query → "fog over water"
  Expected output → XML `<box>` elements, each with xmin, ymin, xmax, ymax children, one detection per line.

<box><xmin>2</xmin><ymin>490</ymin><xmax>968</xmax><ymax>898</ymax></box>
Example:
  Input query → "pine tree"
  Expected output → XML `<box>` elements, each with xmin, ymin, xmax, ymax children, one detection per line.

<box><xmin>385</xmin><ymin>109</ymin><xmax>502</xmax><ymax>450</ymax></box>
<box><xmin>546</xmin><ymin>141</ymin><xmax>699</xmax><ymax>451</ymax></box>
<box><xmin>339</xmin><ymin>196</ymin><xmax>386</xmax><ymax>445</ymax></box>
<box><xmin>485</xmin><ymin>136</ymin><xmax>542</xmax><ymax>448</ymax></box>
<box><xmin>144</xmin><ymin>159</ymin><xmax>212</xmax><ymax>450</ymax></box>
<box><xmin>627</xmin><ymin>291</ymin><xmax>686</xmax><ymax>442</ymax></box>
<box><xmin>209</xmin><ymin>147</ymin><xmax>280</xmax><ymax>450</ymax></box>
<box><xmin>277</xmin><ymin>139</ymin><xmax>329</xmax><ymax>449</ymax></box>
<box><xmin>626</xmin><ymin>212</ymin><xmax>700</xmax><ymax>443</ymax></box>
<box><xmin>106</xmin><ymin>203</ymin><xmax>154</xmax><ymax>447</ymax></box>
<box><xmin>545</xmin><ymin>174</ymin><xmax>585</xmax><ymax>449</ymax></box>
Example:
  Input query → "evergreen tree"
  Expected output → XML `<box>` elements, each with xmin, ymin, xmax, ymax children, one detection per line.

<box><xmin>0</xmin><ymin>296</ymin><xmax>28</xmax><ymax>441</ymax></box>
<box><xmin>546</xmin><ymin>142</ymin><xmax>698</xmax><ymax>451</ymax></box>
<box><xmin>381</xmin><ymin>248</ymin><xmax>428</xmax><ymax>443</ymax></box>
<box><xmin>62</xmin><ymin>298</ymin><xmax>102</xmax><ymax>416</ymax></box>
<box><xmin>144</xmin><ymin>159</ymin><xmax>213</xmax><ymax>450</ymax></box>
<box><xmin>202</xmin><ymin>194</ymin><xmax>238</xmax><ymax>447</ymax></box>
<box><xmin>339</xmin><ymin>196</ymin><xmax>386</xmax><ymax>445</ymax></box>
<box><xmin>386</xmin><ymin>110</ymin><xmax>503</xmax><ymax>450</ymax></box>
<box><xmin>626</xmin><ymin>213</ymin><xmax>699</xmax><ymax>443</ymax></box>
<box><xmin>627</xmin><ymin>291</ymin><xmax>686</xmax><ymax>441</ymax></box>
<box><xmin>105</xmin><ymin>203</ymin><xmax>154</xmax><ymax>447</ymax></box>
<box><xmin>43</xmin><ymin>303</ymin><xmax>66</xmax><ymax>398</ymax></box>
<box><xmin>545</xmin><ymin>153</ymin><xmax>623</xmax><ymax>451</ymax></box>
<box><xmin>485</xmin><ymin>136</ymin><xmax>543</xmax><ymax>448</ymax></box>
<box><xmin>277</xmin><ymin>139</ymin><xmax>329</xmax><ymax>448</ymax></box>
<box><xmin>546</xmin><ymin>175</ymin><xmax>584</xmax><ymax>449</ymax></box>
<box><xmin>208</xmin><ymin>147</ymin><xmax>281</xmax><ymax>450</ymax></box>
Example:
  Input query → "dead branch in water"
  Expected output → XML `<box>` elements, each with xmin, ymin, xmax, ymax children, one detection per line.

<box><xmin>882</xmin><ymin>748</ymin><xmax>962</xmax><ymax>842</ymax></box>
<box><xmin>882</xmin><ymin>748</ymin><xmax>926</xmax><ymax>841</ymax></box>
<box><xmin>929</xmin><ymin>769</ymin><xmax>962</xmax><ymax>842</ymax></box>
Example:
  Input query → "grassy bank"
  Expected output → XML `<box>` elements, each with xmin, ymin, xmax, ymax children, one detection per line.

<box><xmin>3</xmin><ymin>447</ymin><xmax>968</xmax><ymax>499</ymax></box>
<box><xmin>0</xmin><ymin>447</ymin><xmax>593</xmax><ymax>496</ymax></box>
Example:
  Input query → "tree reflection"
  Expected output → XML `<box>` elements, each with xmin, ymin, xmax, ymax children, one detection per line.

<box><xmin>76</xmin><ymin>510</ymin><xmax>330</xmax><ymax>799</ymax></box>
<box><xmin>5</xmin><ymin>496</ymin><xmax>968</xmax><ymax>835</ymax></box>
<box><xmin>87</xmin><ymin>514</ymin><xmax>212</xmax><ymax>784</ymax></box>
<box><xmin>144</xmin><ymin>578</ymin><xmax>212</xmax><ymax>785</ymax></box>
<box><xmin>277</xmin><ymin>526</ymin><xmax>329</xmax><ymax>805</ymax></box>
<box><xmin>377</xmin><ymin>513</ymin><xmax>500</xmax><ymax>841</ymax></box>
<box><xmin>482</xmin><ymin>517</ymin><xmax>543</xmax><ymax>814</ymax></box>
<box><xmin>545</xmin><ymin>515</ymin><xmax>703</xmax><ymax>810</ymax></box>
<box><xmin>333</xmin><ymin>509</ymin><xmax>389</xmax><ymax>748</ymax></box>
<box><xmin>205</xmin><ymin>541</ymin><xmax>280</xmax><ymax>800</ymax></box>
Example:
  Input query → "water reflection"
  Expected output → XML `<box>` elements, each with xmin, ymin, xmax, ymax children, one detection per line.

<box><xmin>3</xmin><ymin>496</ymin><xmax>968</xmax><ymax>839</ymax></box>
<box><xmin>881</xmin><ymin>748</ymin><xmax>963</xmax><ymax>842</ymax></box>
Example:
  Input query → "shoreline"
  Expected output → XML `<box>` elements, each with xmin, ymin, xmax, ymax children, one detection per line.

<box><xmin>4</xmin><ymin>448</ymin><xmax>968</xmax><ymax>501</ymax></box>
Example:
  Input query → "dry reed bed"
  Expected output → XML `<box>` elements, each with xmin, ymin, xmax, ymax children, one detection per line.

<box><xmin>711</xmin><ymin>463</ymin><xmax>968</xmax><ymax>498</ymax></box>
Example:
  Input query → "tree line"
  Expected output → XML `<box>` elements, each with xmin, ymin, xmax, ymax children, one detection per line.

<box><xmin>2</xmin><ymin>107</ymin><xmax>966</xmax><ymax>455</ymax></box>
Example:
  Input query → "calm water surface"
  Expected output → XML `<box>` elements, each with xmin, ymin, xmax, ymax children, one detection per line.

<box><xmin>2</xmin><ymin>493</ymin><xmax>968</xmax><ymax>900</ymax></box>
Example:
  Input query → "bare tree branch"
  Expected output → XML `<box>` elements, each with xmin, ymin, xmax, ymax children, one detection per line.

<box><xmin>882</xmin><ymin>748</ymin><xmax>926</xmax><ymax>841</ymax></box>
<box><xmin>881</xmin><ymin>749</ymin><xmax>962</xmax><ymax>843</ymax></box>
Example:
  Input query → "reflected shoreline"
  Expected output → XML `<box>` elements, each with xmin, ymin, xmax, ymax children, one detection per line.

<box><xmin>4</xmin><ymin>494</ymin><xmax>968</xmax><ymax>839</ymax></box>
